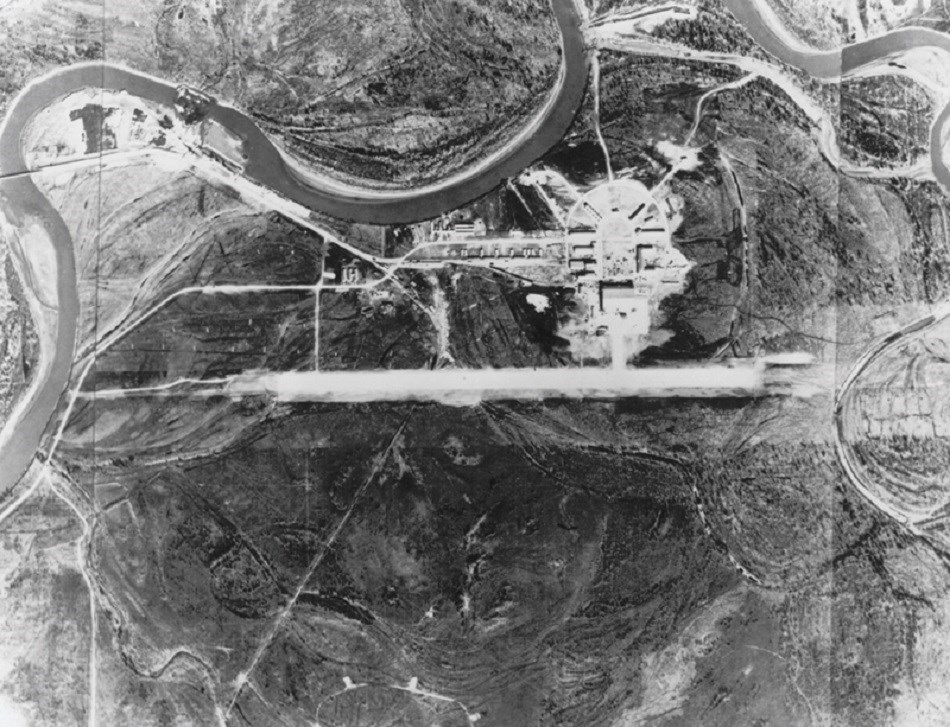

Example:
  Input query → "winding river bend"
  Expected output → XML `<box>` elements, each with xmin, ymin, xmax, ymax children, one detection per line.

<box><xmin>0</xmin><ymin>0</ymin><xmax>588</xmax><ymax>495</ymax></box>
<box><xmin>2</xmin><ymin>0</ymin><xmax>950</xmax><ymax>499</ymax></box>
<box><xmin>723</xmin><ymin>0</ymin><xmax>950</xmax><ymax>189</ymax></box>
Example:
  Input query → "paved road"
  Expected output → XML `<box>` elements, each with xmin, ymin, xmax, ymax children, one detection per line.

<box><xmin>723</xmin><ymin>0</ymin><xmax>950</xmax><ymax>190</ymax></box>
<box><xmin>834</xmin><ymin>304</ymin><xmax>950</xmax><ymax>531</ymax></box>
<box><xmin>4</xmin><ymin>0</ymin><xmax>950</xmax><ymax>501</ymax></box>
<box><xmin>0</xmin><ymin>0</ymin><xmax>588</xmax><ymax>496</ymax></box>
<box><xmin>722</xmin><ymin>0</ymin><xmax>950</xmax><ymax>534</ymax></box>
<box><xmin>227</xmin><ymin>363</ymin><xmax>768</xmax><ymax>404</ymax></box>
<box><xmin>22</xmin><ymin>0</ymin><xmax>586</xmax><ymax>225</ymax></box>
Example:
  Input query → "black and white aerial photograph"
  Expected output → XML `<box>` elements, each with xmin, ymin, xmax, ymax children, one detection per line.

<box><xmin>1</xmin><ymin>0</ymin><xmax>950</xmax><ymax>724</ymax></box>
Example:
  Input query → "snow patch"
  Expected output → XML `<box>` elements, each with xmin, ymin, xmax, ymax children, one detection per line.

<box><xmin>656</xmin><ymin>140</ymin><xmax>702</xmax><ymax>171</ymax></box>
<box><xmin>0</xmin><ymin>695</ymin><xmax>30</xmax><ymax>727</ymax></box>
<box><xmin>526</xmin><ymin>293</ymin><xmax>550</xmax><ymax>312</ymax></box>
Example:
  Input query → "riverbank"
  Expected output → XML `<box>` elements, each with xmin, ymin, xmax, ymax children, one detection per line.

<box><xmin>0</xmin><ymin>0</ymin><xmax>590</xmax><ymax>497</ymax></box>
<box><xmin>722</xmin><ymin>0</ymin><xmax>950</xmax><ymax>190</ymax></box>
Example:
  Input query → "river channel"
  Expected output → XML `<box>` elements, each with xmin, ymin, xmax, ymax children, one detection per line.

<box><xmin>0</xmin><ymin>0</ymin><xmax>587</xmax><ymax>495</ymax></box>
<box><xmin>2</xmin><ymin>0</ymin><xmax>950</xmax><ymax>499</ymax></box>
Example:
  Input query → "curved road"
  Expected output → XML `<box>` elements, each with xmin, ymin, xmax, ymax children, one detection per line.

<box><xmin>3</xmin><ymin>0</ymin><xmax>950</xmax><ymax>500</ymax></box>
<box><xmin>0</xmin><ymin>0</ymin><xmax>588</xmax><ymax>495</ymax></box>
<box><xmin>833</xmin><ymin>305</ymin><xmax>950</xmax><ymax>533</ymax></box>
<box><xmin>5</xmin><ymin>0</ymin><xmax>587</xmax><ymax>226</ymax></box>
<box><xmin>723</xmin><ymin>0</ymin><xmax>950</xmax><ymax>190</ymax></box>
<box><xmin>722</xmin><ymin>0</ymin><xmax>950</xmax><ymax>535</ymax></box>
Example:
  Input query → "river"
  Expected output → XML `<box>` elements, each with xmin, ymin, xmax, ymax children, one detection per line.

<box><xmin>723</xmin><ymin>0</ymin><xmax>950</xmax><ymax>189</ymax></box>
<box><xmin>2</xmin><ymin>0</ymin><xmax>950</xmax><ymax>499</ymax></box>
<box><xmin>0</xmin><ymin>66</ymin><xmax>84</xmax><ymax>501</ymax></box>
<box><xmin>3</xmin><ymin>0</ymin><xmax>588</xmax><ymax>226</ymax></box>
<box><xmin>0</xmin><ymin>0</ymin><xmax>588</xmax><ymax>496</ymax></box>
<box><xmin>722</xmin><ymin>0</ymin><xmax>950</xmax><ymax>535</ymax></box>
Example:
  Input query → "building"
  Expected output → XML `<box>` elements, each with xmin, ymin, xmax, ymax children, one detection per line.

<box><xmin>571</xmin><ymin>241</ymin><xmax>596</xmax><ymax>259</ymax></box>
<box><xmin>439</xmin><ymin>217</ymin><xmax>487</xmax><ymax>240</ymax></box>
<box><xmin>340</xmin><ymin>264</ymin><xmax>362</xmax><ymax>284</ymax></box>
<box><xmin>599</xmin><ymin>284</ymin><xmax>644</xmax><ymax>316</ymax></box>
